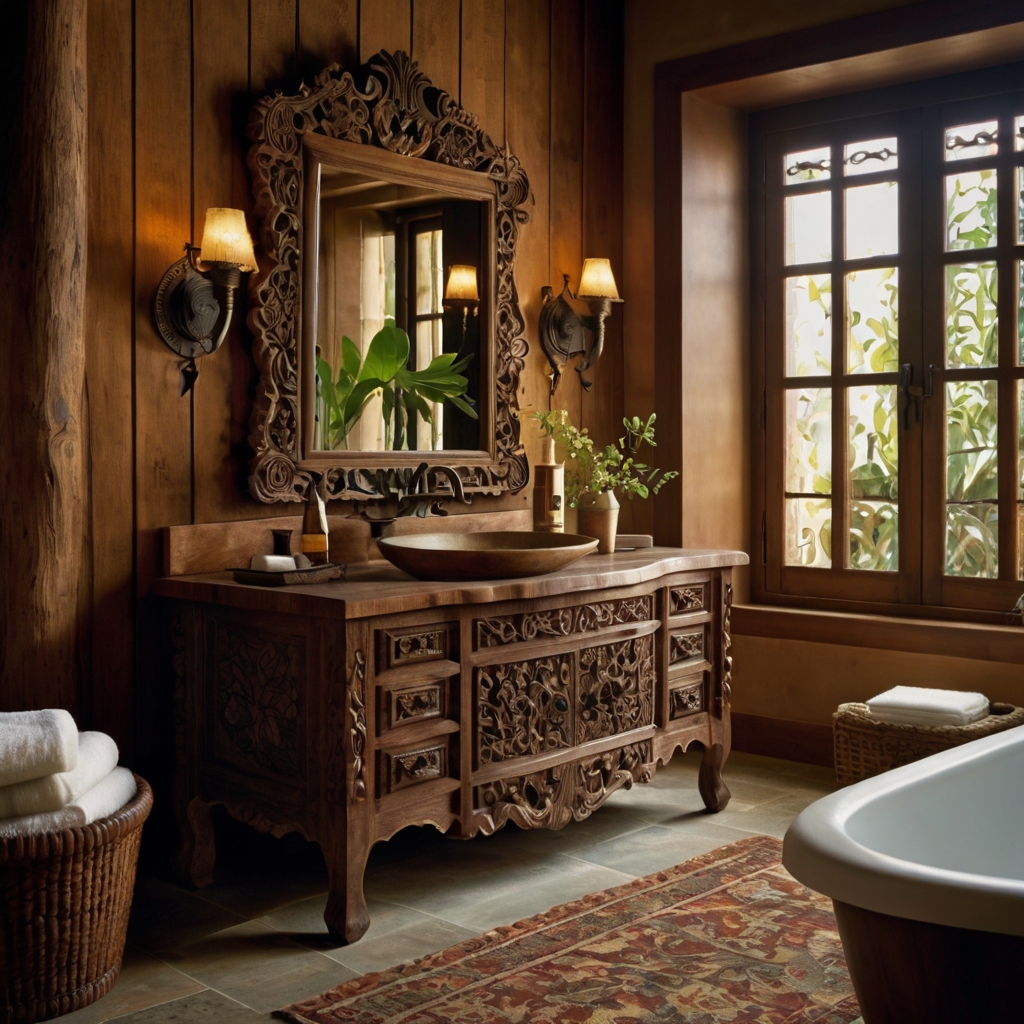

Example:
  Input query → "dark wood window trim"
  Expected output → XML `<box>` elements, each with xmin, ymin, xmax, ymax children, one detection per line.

<box><xmin>653</xmin><ymin>0</ymin><xmax>1024</xmax><ymax>625</ymax></box>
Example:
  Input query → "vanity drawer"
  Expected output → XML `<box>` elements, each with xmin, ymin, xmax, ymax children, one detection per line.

<box><xmin>376</xmin><ymin>623</ymin><xmax>454</xmax><ymax>671</ymax></box>
<box><xmin>669</xmin><ymin>675</ymin><xmax>705</xmax><ymax>719</ymax></box>
<box><xmin>669</xmin><ymin>625</ymin><xmax>706</xmax><ymax>667</ymax></box>
<box><xmin>377</xmin><ymin>735</ymin><xmax>453</xmax><ymax>795</ymax></box>
<box><xmin>669</xmin><ymin>582</ymin><xmax>707</xmax><ymax>615</ymax></box>
<box><xmin>379</xmin><ymin>679</ymin><xmax>447</xmax><ymax>731</ymax></box>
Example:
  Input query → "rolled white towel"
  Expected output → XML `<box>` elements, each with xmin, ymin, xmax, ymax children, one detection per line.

<box><xmin>866</xmin><ymin>686</ymin><xmax>989</xmax><ymax>727</ymax></box>
<box><xmin>0</xmin><ymin>709</ymin><xmax>78</xmax><ymax>787</ymax></box>
<box><xmin>0</xmin><ymin>732</ymin><xmax>119</xmax><ymax>818</ymax></box>
<box><xmin>0</xmin><ymin>767</ymin><xmax>137</xmax><ymax>839</ymax></box>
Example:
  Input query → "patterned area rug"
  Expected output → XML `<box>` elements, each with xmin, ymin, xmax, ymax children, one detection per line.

<box><xmin>280</xmin><ymin>835</ymin><xmax>860</xmax><ymax>1024</ymax></box>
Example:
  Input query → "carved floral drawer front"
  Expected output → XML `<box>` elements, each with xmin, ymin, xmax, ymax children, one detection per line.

<box><xmin>476</xmin><ymin>654</ymin><xmax>573</xmax><ymax>764</ymax></box>
<box><xmin>474</xmin><ymin>595</ymin><xmax>653</xmax><ymax>649</ymax></box>
<box><xmin>669</xmin><ymin>678</ymin><xmax>704</xmax><ymax>719</ymax></box>
<box><xmin>380</xmin><ymin>740</ymin><xmax>449</xmax><ymax>794</ymax></box>
<box><xmin>377</xmin><ymin>624</ymin><xmax>452</xmax><ymax>671</ymax></box>
<box><xmin>669</xmin><ymin>627</ymin><xmax>705</xmax><ymax>666</ymax></box>
<box><xmin>383</xmin><ymin>681</ymin><xmax>444</xmax><ymax>730</ymax></box>
<box><xmin>577</xmin><ymin>634</ymin><xmax>655</xmax><ymax>744</ymax></box>
<box><xmin>669</xmin><ymin>583</ymin><xmax>706</xmax><ymax>615</ymax></box>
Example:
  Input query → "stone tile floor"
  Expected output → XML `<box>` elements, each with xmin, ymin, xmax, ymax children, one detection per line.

<box><xmin>62</xmin><ymin>750</ymin><xmax>840</xmax><ymax>1022</ymax></box>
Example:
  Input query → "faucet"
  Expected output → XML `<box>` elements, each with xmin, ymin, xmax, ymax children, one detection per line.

<box><xmin>349</xmin><ymin>464</ymin><xmax>472</xmax><ymax>537</ymax></box>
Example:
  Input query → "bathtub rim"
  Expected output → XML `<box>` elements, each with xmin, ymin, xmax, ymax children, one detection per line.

<box><xmin>782</xmin><ymin>726</ymin><xmax>1024</xmax><ymax>937</ymax></box>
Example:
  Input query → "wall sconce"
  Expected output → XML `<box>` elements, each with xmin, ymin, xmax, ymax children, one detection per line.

<box><xmin>443</xmin><ymin>264</ymin><xmax>479</xmax><ymax>356</ymax></box>
<box><xmin>539</xmin><ymin>257</ymin><xmax>622</xmax><ymax>396</ymax></box>
<box><xmin>153</xmin><ymin>208</ymin><xmax>257</xmax><ymax>395</ymax></box>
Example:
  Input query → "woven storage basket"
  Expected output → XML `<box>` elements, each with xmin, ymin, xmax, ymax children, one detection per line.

<box><xmin>833</xmin><ymin>702</ymin><xmax>1024</xmax><ymax>785</ymax></box>
<box><xmin>0</xmin><ymin>775</ymin><xmax>152</xmax><ymax>1024</ymax></box>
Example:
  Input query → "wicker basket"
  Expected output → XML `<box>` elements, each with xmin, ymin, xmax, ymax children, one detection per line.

<box><xmin>833</xmin><ymin>702</ymin><xmax>1024</xmax><ymax>785</ymax></box>
<box><xmin>0</xmin><ymin>775</ymin><xmax>152</xmax><ymax>1024</ymax></box>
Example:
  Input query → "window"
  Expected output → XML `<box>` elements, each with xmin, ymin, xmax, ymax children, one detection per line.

<box><xmin>754</xmin><ymin>66</ymin><xmax>1024</xmax><ymax>616</ymax></box>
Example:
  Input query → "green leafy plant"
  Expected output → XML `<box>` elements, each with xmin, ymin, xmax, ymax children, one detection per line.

<box><xmin>531</xmin><ymin>410</ymin><xmax>678</xmax><ymax>506</ymax></box>
<box><xmin>316</xmin><ymin>320</ymin><xmax>476</xmax><ymax>451</ymax></box>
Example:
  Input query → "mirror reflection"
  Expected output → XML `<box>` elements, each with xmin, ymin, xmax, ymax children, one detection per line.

<box><xmin>314</xmin><ymin>166</ymin><xmax>485</xmax><ymax>453</ymax></box>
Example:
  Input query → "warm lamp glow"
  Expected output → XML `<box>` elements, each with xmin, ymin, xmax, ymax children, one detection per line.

<box><xmin>199</xmin><ymin>208</ymin><xmax>257</xmax><ymax>271</ymax></box>
<box><xmin>577</xmin><ymin>258</ymin><xmax>619</xmax><ymax>300</ymax></box>
<box><xmin>444</xmin><ymin>264</ymin><xmax>479</xmax><ymax>302</ymax></box>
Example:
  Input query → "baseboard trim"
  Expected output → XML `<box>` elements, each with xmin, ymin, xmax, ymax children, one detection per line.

<box><xmin>732</xmin><ymin>712</ymin><xmax>834</xmax><ymax>769</ymax></box>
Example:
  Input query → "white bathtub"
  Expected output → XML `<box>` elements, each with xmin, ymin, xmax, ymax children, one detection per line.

<box><xmin>783</xmin><ymin>726</ymin><xmax>1024</xmax><ymax>1023</ymax></box>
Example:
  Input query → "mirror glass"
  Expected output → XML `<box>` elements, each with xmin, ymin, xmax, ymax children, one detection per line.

<box><xmin>314</xmin><ymin>166</ymin><xmax>486</xmax><ymax>454</ymax></box>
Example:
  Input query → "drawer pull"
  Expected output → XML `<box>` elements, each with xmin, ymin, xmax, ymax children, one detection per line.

<box><xmin>554</xmin><ymin>696</ymin><xmax>569</xmax><ymax>713</ymax></box>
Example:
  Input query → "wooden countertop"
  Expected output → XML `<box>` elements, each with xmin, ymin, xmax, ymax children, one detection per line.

<box><xmin>151</xmin><ymin>547</ymin><xmax>749</xmax><ymax>619</ymax></box>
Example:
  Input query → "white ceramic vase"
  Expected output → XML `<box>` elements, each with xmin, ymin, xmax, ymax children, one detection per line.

<box><xmin>578</xmin><ymin>489</ymin><xmax>620</xmax><ymax>554</ymax></box>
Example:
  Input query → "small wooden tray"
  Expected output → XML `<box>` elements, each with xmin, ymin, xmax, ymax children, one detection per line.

<box><xmin>231</xmin><ymin>563</ymin><xmax>346</xmax><ymax>587</ymax></box>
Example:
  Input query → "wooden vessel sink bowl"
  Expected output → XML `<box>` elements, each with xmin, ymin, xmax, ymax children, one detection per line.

<box><xmin>376</xmin><ymin>531</ymin><xmax>599</xmax><ymax>580</ymax></box>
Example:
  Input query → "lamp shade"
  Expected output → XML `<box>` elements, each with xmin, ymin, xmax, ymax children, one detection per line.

<box><xmin>444</xmin><ymin>264</ymin><xmax>479</xmax><ymax>302</ymax></box>
<box><xmin>199</xmin><ymin>208</ymin><xmax>257</xmax><ymax>271</ymax></box>
<box><xmin>577</xmin><ymin>258</ymin><xmax>620</xmax><ymax>300</ymax></box>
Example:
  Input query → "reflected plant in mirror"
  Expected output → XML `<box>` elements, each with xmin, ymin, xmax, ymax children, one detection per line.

<box><xmin>315</xmin><ymin>320</ymin><xmax>476</xmax><ymax>452</ymax></box>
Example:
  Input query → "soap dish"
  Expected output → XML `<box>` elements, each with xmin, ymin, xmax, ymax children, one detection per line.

<box><xmin>231</xmin><ymin>563</ymin><xmax>346</xmax><ymax>587</ymax></box>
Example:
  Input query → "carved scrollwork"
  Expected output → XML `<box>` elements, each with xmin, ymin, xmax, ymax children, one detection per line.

<box><xmin>475</xmin><ymin>742</ymin><xmax>656</xmax><ymax>834</ymax></box>
<box><xmin>213</xmin><ymin>624</ymin><xmax>302</xmax><ymax>779</ymax></box>
<box><xmin>476</xmin><ymin>655</ymin><xmax>573</xmax><ymax>764</ymax></box>
<box><xmin>387</xmin><ymin>743</ymin><xmax>446</xmax><ymax>793</ymax></box>
<box><xmin>246</xmin><ymin>49</ymin><xmax>530</xmax><ymax>502</ymax></box>
<box><xmin>390</xmin><ymin>683</ymin><xmax>443</xmax><ymax>727</ymax></box>
<box><xmin>576</xmin><ymin>635</ymin><xmax>655</xmax><ymax>744</ymax></box>
<box><xmin>669</xmin><ymin>629</ymin><xmax>704</xmax><ymax>665</ymax></box>
<box><xmin>723</xmin><ymin>582</ymin><xmax>733</xmax><ymax>704</ymax></box>
<box><xmin>670</xmin><ymin>681</ymin><xmax>704</xmax><ymax>719</ymax></box>
<box><xmin>475</xmin><ymin>596</ymin><xmax>653</xmax><ymax>648</ymax></box>
<box><xmin>670</xmin><ymin>585</ymin><xmax>706</xmax><ymax>615</ymax></box>
<box><xmin>348</xmin><ymin>650</ymin><xmax>367</xmax><ymax>802</ymax></box>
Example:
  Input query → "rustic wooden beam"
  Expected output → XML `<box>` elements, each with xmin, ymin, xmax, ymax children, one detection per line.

<box><xmin>0</xmin><ymin>0</ymin><xmax>88</xmax><ymax>714</ymax></box>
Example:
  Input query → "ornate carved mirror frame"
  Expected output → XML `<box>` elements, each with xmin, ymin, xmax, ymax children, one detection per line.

<box><xmin>245</xmin><ymin>50</ymin><xmax>530</xmax><ymax>503</ymax></box>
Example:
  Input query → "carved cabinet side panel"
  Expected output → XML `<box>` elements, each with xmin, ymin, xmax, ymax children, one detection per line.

<box><xmin>474</xmin><ymin>741</ymin><xmax>656</xmax><ymax>833</ymax></box>
<box><xmin>211</xmin><ymin>620</ymin><xmax>304</xmax><ymax>780</ymax></box>
<box><xmin>576</xmin><ymin>634</ymin><xmax>655</xmax><ymax>744</ymax></box>
<box><xmin>476</xmin><ymin>654</ymin><xmax>573</xmax><ymax>764</ymax></box>
<box><xmin>347</xmin><ymin>649</ymin><xmax>368</xmax><ymax>803</ymax></box>
<box><xmin>722</xmin><ymin>581</ymin><xmax>733</xmax><ymax>705</ymax></box>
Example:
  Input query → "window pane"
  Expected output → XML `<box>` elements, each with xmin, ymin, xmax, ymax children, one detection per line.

<box><xmin>785</xmin><ymin>191</ymin><xmax>831</xmax><ymax>265</ymax></box>
<box><xmin>946</xmin><ymin>504</ymin><xmax>998</xmax><ymax>578</ymax></box>
<box><xmin>1016</xmin><ymin>115</ymin><xmax>1024</xmax><ymax>152</ymax></box>
<box><xmin>785</xmin><ymin>274</ymin><xmax>831</xmax><ymax>376</ymax></box>
<box><xmin>850</xmin><ymin>501</ymin><xmax>899</xmax><ymax>572</ymax></box>
<box><xmin>844</xmin><ymin>137</ymin><xmax>897</xmax><ymax>177</ymax></box>
<box><xmin>946</xmin><ymin>263</ymin><xmax>998</xmax><ymax>368</ymax></box>
<box><xmin>944</xmin><ymin>119</ymin><xmax>998</xmax><ymax>161</ymax></box>
<box><xmin>1019</xmin><ymin>260</ymin><xmax>1024</xmax><ymax>366</ymax></box>
<box><xmin>945</xmin><ymin>170</ymin><xmax>997</xmax><ymax>250</ymax></box>
<box><xmin>946</xmin><ymin>379</ymin><xmax>998</xmax><ymax>579</ymax></box>
<box><xmin>415</xmin><ymin>229</ymin><xmax>443</xmax><ymax>315</ymax></box>
<box><xmin>845</xmin><ymin>182</ymin><xmax>898</xmax><ymax>259</ymax></box>
<box><xmin>786</xmin><ymin>498</ymin><xmax>832</xmax><ymax>568</ymax></box>
<box><xmin>785</xmin><ymin>146</ymin><xmax>830</xmax><ymax>183</ymax></box>
<box><xmin>415</xmin><ymin>319</ymin><xmax>443</xmax><ymax>449</ymax></box>
<box><xmin>848</xmin><ymin>383</ymin><xmax>898</xmax><ymax>572</ymax></box>
<box><xmin>846</xmin><ymin>268</ymin><xmax>898</xmax><ymax>373</ymax></box>
<box><xmin>786</xmin><ymin>387</ymin><xmax>832</xmax><ymax>494</ymax></box>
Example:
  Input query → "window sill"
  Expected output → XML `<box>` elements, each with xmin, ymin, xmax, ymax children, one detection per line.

<box><xmin>732</xmin><ymin>603</ymin><xmax>1024</xmax><ymax>666</ymax></box>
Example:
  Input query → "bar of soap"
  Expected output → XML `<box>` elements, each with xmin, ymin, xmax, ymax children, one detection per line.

<box><xmin>249</xmin><ymin>554</ymin><xmax>297</xmax><ymax>572</ymax></box>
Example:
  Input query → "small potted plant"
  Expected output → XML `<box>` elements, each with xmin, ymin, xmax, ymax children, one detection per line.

<box><xmin>531</xmin><ymin>411</ymin><xmax>677</xmax><ymax>553</ymax></box>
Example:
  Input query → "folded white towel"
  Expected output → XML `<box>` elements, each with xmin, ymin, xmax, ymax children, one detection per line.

<box><xmin>0</xmin><ymin>732</ymin><xmax>119</xmax><ymax>818</ymax></box>
<box><xmin>0</xmin><ymin>709</ymin><xmax>78</xmax><ymax>787</ymax></box>
<box><xmin>866</xmin><ymin>686</ymin><xmax>989</xmax><ymax>727</ymax></box>
<box><xmin>0</xmin><ymin>767</ymin><xmax>137</xmax><ymax>839</ymax></box>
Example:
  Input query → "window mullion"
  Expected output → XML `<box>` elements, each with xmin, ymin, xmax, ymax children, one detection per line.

<box><xmin>831</xmin><ymin>139</ymin><xmax>847</xmax><ymax>576</ymax></box>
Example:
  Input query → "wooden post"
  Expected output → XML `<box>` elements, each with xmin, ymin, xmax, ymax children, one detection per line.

<box><xmin>0</xmin><ymin>0</ymin><xmax>88</xmax><ymax>714</ymax></box>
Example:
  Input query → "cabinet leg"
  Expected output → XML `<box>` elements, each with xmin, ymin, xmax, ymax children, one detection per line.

<box><xmin>698</xmin><ymin>742</ymin><xmax>731</xmax><ymax>813</ymax></box>
<box><xmin>172</xmin><ymin>797</ymin><xmax>216</xmax><ymax>887</ymax></box>
<box><xmin>323</xmin><ymin>839</ymin><xmax>371</xmax><ymax>945</ymax></box>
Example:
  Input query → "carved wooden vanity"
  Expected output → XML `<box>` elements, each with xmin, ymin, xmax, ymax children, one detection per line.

<box><xmin>154</xmin><ymin>547</ymin><xmax>747</xmax><ymax>943</ymax></box>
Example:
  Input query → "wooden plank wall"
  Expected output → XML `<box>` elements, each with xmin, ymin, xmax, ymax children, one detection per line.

<box><xmin>83</xmin><ymin>0</ymin><xmax>625</xmax><ymax>755</ymax></box>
